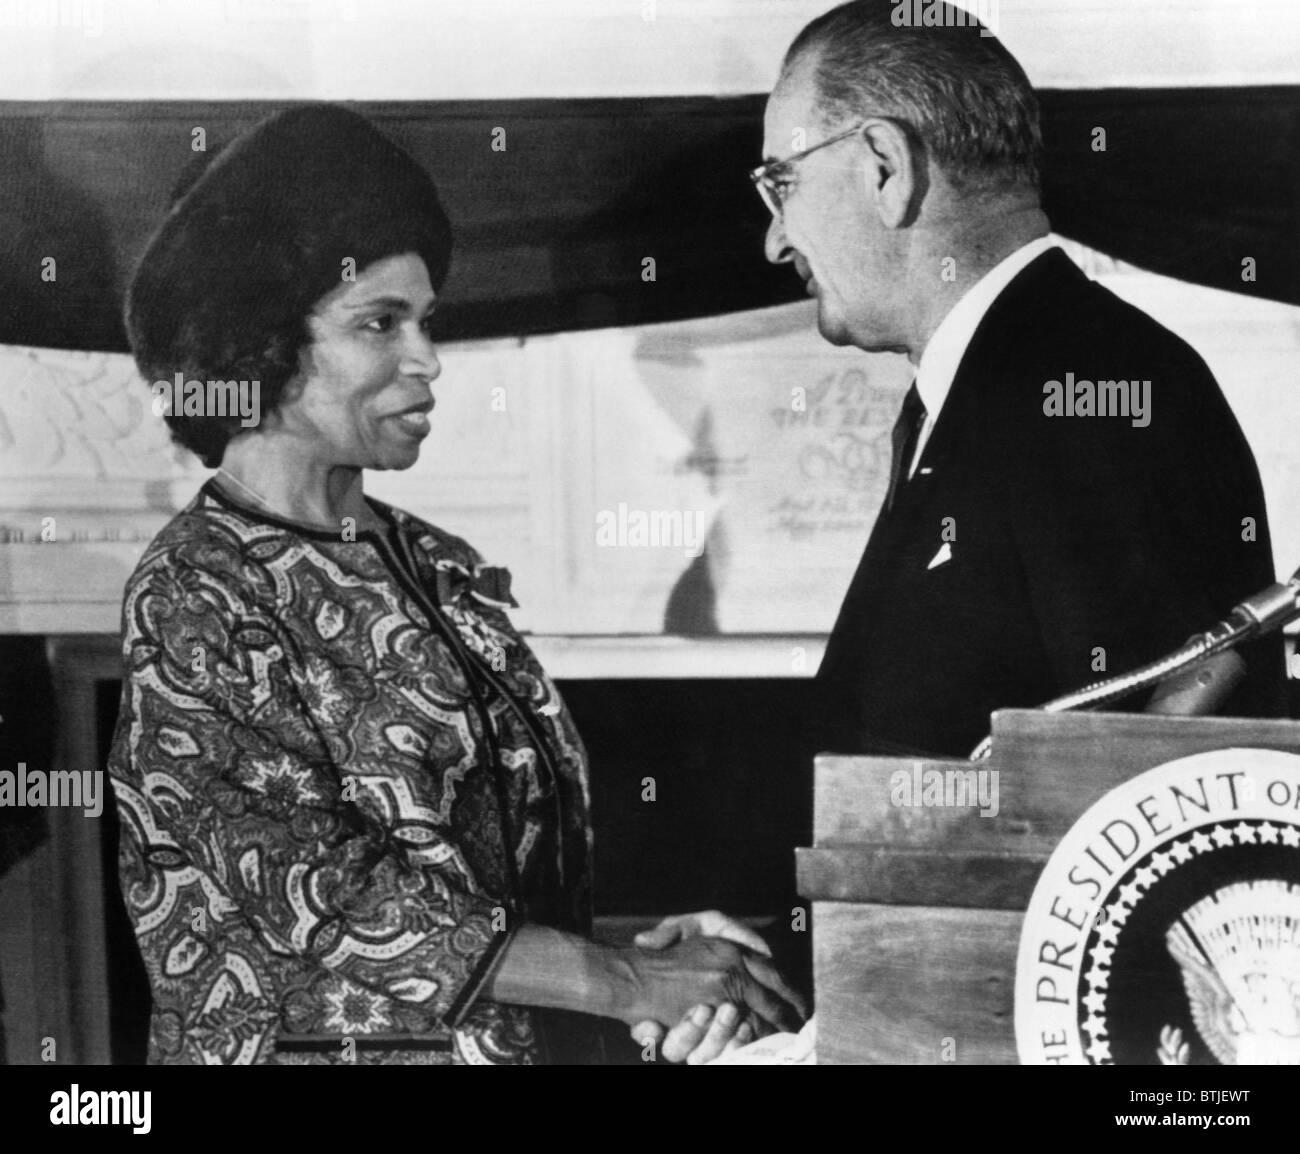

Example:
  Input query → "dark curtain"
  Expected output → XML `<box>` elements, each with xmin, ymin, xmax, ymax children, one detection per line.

<box><xmin>0</xmin><ymin>638</ymin><xmax>53</xmax><ymax>1064</ymax></box>
<box><xmin>0</xmin><ymin>89</ymin><xmax>1294</xmax><ymax>355</ymax></box>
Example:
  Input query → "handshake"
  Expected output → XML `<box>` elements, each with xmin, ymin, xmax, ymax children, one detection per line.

<box><xmin>620</xmin><ymin>910</ymin><xmax>809</xmax><ymax>1064</ymax></box>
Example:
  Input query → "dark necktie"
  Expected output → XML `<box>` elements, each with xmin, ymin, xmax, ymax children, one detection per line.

<box><xmin>884</xmin><ymin>382</ymin><xmax>927</xmax><ymax>514</ymax></box>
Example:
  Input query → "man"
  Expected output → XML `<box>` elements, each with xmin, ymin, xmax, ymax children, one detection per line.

<box><xmin>764</xmin><ymin>0</ymin><xmax>1285</xmax><ymax>759</ymax></box>
<box><xmin>657</xmin><ymin>0</ymin><xmax>1286</xmax><ymax>1062</ymax></box>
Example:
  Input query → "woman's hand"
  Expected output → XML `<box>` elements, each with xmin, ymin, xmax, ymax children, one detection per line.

<box><xmin>611</xmin><ymin>932</ymin><xmax>806</xmax><ymax>1061</ymax></box>
<box><xmin>482</xmin><ymin>921</ymin><xmax>805</xmax><ymax>1061</ymax></box>
<box><xmin>615</xmin><ymin>934</ymin><xmax>804</xmax><ymax>1033</ymax></box>
<box><xmin>628</xmin><ymin>910</ymin><xmax>779</xmax><ymax>1062</ymax></box>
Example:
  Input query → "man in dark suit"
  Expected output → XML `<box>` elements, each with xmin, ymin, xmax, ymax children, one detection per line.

<box><xmin>655</xmin><ymin>0</ymin><xmax>1287</xmax><ymax>1066</ymax></box>
<box><xmin>751</xmin><ymin>0</ymin><xmax>1286</xmax><ymax>759</ymax></box>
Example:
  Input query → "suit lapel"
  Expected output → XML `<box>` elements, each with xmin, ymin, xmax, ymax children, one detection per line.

<box><xmin>822</xmin><ymin>250</ymin><xmax>1083</xmax><ymax>651</ymax></box>
<box><xmin>915</xmin><ymin>248</ymin><xmax>1076</xmax><ymax>478</ymax></box>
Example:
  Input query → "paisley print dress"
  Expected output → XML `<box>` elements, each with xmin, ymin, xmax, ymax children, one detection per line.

<box><xmin>107</xmin><ymin>481</ymin><xmax>593</xmax><ymax>1064</ymax></box>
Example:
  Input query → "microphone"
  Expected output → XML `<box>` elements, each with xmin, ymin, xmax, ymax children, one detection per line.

<box><xmin>1216</xmin><ymin>567</ymin><xmax>1300</xmax><ymax>637</ymax></box>
<box><xmin>969</xmin><ymin>566</ymin><xmax>1300</xmax><ymax>760</ymax></box>
<box><xmin>1144</xmin><ymin>649</ymin><xmax>1246</xmax><ymax>716</ymax></box>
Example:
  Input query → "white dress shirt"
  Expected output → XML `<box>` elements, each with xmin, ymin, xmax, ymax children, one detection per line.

<box><xmin>907</xmin><ymin>235</ymin><xmax>1057</xmax><ymax>478</ymax></box>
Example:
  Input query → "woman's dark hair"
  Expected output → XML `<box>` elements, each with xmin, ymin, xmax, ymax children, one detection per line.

<box><xmin>126</xmin><ymin>104</ymin><xmax>453</xmax><ymax>468</ymax></box>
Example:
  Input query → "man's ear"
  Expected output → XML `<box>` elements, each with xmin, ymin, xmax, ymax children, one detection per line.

<box><xmin>860</xmin><ymin>119</ymin><xmax>918</xmax><ymax>230</ymax></box>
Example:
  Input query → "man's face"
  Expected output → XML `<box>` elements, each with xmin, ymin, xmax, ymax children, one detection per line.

<box><xmin>762</xmin><ymin>56</ymin><xmax>899</xmax><ymax>351</ymax></box>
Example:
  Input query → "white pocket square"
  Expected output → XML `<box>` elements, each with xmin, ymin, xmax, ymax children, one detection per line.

<box><xmin>926</xmin><ymin>543</ymin><xmax>953</xmax><ymax>570</ymax></box>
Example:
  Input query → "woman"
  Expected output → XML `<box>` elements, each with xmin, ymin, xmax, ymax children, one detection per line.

<box><xmin>107</xmin><ymin>104</ymin><xmax>803</xmax><ymax>1065</ymax></box>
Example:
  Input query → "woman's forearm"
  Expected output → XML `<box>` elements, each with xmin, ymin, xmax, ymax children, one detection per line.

<box><xmin>482</xmin><ymin>921</ymin><xmax>805</xmax><ymax>1037</ymax></box>
<box><xmin>483</xmin><ymin>923</ymin><xmax>636</xmax><ymax>1020</ymax></box>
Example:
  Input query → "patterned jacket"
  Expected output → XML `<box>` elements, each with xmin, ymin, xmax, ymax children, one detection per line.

<box><xmin>107</xmin><ymin>482</ymin><xmax>593</xmax><ymax>1064</ymax></box>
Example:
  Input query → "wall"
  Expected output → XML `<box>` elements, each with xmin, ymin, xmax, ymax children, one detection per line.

<box><xmin>0</xmin><ymin>0</ymin><xmax>1298</xmax><ymax>103</ymax></box>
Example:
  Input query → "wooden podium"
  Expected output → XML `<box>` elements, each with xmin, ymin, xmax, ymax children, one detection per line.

<box><xmin>795</xmin><ymin>708</ymin><xmax>1300</xmax><ymax>1064</ymax></box>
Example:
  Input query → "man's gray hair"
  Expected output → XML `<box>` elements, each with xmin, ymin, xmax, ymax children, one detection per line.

<box><xmin>786</xmin><ymin>0</ymin><xmax>1043</xmax><ymax>193</ymax></box>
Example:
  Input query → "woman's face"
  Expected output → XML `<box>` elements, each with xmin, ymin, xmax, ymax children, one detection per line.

<box><xmin>278</xmin><ymin>251</ymin><xmax>442</xmax><ymax>472</ymax></box>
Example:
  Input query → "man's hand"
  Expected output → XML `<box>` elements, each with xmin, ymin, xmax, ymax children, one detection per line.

<box><xmin>632</xmin><ymin>1001</ymin><xmax>758</xmax><ymax>1063</ymax></box>
<box><xmin>626</xmin><ymin>911</ymin><xmax>805</xmax><ymax>1063</ymax></box>
<box><xmin>632</xmin><ymin>910</ymin><xmax>772</xmax><ymax>958</ymax></box>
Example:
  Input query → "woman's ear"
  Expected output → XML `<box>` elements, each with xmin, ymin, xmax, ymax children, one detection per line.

<box><xmin>860</xmin><ymin>119</ymin><xmax>918</xmax><ymax>230</ymax></box>
<box><xmin>272</xmin><ymin>363</ymin><xmax>309</xmax><ymax>415</ymax></box>
<box><xmin>278</xmin><ymin>328</ymin><xmax>321</xmax><ymax>408</ymax></box>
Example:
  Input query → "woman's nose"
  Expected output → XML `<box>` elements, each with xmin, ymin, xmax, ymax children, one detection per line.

<box><xmin>403</xmin><ymin>330</ymin><xmax>441</xmax><ymax>382</ymax></box>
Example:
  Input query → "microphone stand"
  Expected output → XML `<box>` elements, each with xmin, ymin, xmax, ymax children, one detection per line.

<box><xmin>969</xmin><ymin>568</ymin><xmax>1300</xmax><ymax>761</ymax></box>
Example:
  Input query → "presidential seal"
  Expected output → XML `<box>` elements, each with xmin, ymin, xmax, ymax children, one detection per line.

<box><xmin>1015</xmin><ymin>748</ymin><xmax>1300</xmax><ymax>1064</ymax></box>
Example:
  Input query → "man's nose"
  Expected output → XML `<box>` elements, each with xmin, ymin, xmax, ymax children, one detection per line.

<box><xmin>764</xmin><ymin>214</ymin><xmax>793</xmax><ymax>265</ymax></box>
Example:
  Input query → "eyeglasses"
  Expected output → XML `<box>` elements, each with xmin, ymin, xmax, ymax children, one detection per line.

<box><xmin>749</xmin><ymin>120</ymin><xmax>868</xmax><ymax>218</ymax></box>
